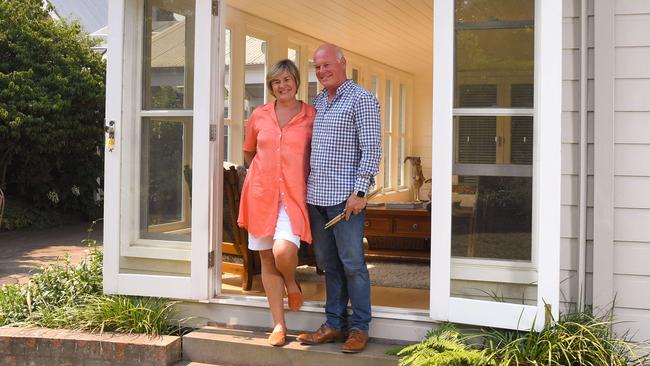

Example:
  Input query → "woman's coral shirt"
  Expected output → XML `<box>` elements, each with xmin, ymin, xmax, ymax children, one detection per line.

<box><xmin>238</xmin><ymin>102</ymin><xmax>315</xmax><ymax>244</ymax></box>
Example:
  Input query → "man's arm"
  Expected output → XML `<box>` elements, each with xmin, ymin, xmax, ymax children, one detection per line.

<box><xmin>345</xmin><ymin>93</ymin><xmax>382</xmax><ymax>219</ymax></box>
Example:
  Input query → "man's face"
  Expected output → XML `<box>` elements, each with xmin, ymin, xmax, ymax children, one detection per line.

<box><xmin>313</xmin><ymin>48</ymin><xmax>347</xmax><ymax>92</ymax></box>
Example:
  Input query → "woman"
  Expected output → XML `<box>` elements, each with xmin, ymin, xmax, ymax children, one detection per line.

<box><xmin>238</xmin><ymin>59</ymin><xmax>314</xmax><ymax>347</ymax></box>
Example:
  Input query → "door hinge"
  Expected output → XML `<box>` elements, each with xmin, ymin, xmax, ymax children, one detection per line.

<box><xmin>209</xmin><ymin>125</ymin><xmax>217</xmax><ymax>141</ymax></box>
<box><xmin>208</xmin><ymin>250</ymin><xmax>215</xmax><ymax>268</ymax></box>
<box><xmin>211</xmin><ymin>0</ymin><xmax>219</xmax><ymax>16</ymax></box>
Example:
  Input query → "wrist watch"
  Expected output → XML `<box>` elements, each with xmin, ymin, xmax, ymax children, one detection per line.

<box><xmin>356</xmin><ymin>191</ymin><xmax>365</xmax><ymax>198</ymax></box>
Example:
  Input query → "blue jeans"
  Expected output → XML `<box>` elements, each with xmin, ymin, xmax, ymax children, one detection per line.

<box><xmin>308</xmin><ymin>202</ymin><xmax>371</xmax><ymax>332</ymax></box>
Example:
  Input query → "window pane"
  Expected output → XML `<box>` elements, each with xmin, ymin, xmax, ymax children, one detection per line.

<box><xmin>223</xmin><ymin>125</ymin><xmax>229</xmax><ymax>162</ymax></box>
<box><xmin>511</xmin><ymin>116</ymin><xmax>533</xmax><ymax>165</ymax></box>
<box><xmin>370</xmin><ymin>75</ymin><xmax>378</xmax><ymax>97</ymax></box>
<box><xmin>451</xmin><ymin>175</ymin><xmax>532</xmax><ymax>260</ymax></box>
<box><xmin>510</xmin><ymin>84</ymin><xmax>534</xmax><ymax>164</ymax></box>
<box><xmin>454</xmin><ymin>0</ymin><xmax>534</xmax><ymax>108</ymax></box>
<box><xmin>224</xmin><ymin>29</ymin><xmax>231</xmax><ymax>119</ymax></box>
<box><xmin>383</xmin><ymin>136</ymin><xmax>392</xmax><ymax>188</ymax></box>
<box><xmin>456</xmin><ymin>116</ymin><xmax>497</xmax><ymax>164</ymax></box>
<box><xmin>244</xmin><ymin>36</ymin><xmax>267</xmax><ymax>119</ymax></box>
<box><xmin>142</xmin><ymin>0</ymin><xmax>195</xmax><ymax>110</ymax></box>
<box><xmin>308</xmin><ymin>59</ymin><xmax>318</xmax><ymax>104</ymax></box>
<box><xmin>385</xmin><ymin>80</ymin><xmax>393</xmax><ymax>131</ymax></box>
<box><xmin>383</xmin><ymin>80</ymin><xmax>393</xmax><ymax>188</ymax></box>
<box><xmin>288</xmin><ymin>48</ymin><xmax>298</xmax><ymax>63</ymax></box>
<box><xmin>140</xmin><ymin>118</ymin><xmax>192</xmax><ymax>242</ymax></box>
<box><xmin>398</xmin><ymin>84</ymin><xmax>406</xmax><ymax>187</ymax></box>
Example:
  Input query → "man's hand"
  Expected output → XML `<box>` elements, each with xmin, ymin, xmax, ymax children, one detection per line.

<box><xmin>345</xmin><ymin>194</ymin><xmax>367</xmax><ymax>220</ymax></box>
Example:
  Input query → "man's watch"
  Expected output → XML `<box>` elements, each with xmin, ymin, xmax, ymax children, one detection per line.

<box><xmin>356</xmin><ymin>191</ymin><xmax>366</xmax><ymax>198</ymax></box>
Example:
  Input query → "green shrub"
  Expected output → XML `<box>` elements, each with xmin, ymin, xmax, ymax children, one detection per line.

<box><xmin>393</xmin><ymin>313</ymin><xmax>650</xmax><ymax>366</ymax></box>
<box><xmin>71</xmin><ymin>295</ymin><xmax>180</xmax><ymax>336</ymax></box>
<box><xmin>0</xmin><ymin>0</ymin><xmax>105</xmax><ymax>219</ymax></box>
<box><xmin>0</xmin><ymin>227</ymin><xmax>185</xmax><ymax>335</ymax></box>
<box><xmin>0</xmin><ymin>197</ymin><xmax>83</xmax><ymax>231</ymax></box>
<box><xmin>481</xmin><ymin>310</ymin><xmax>650</xmax><ymax>366</ymax></box>
<box><xmin>393</xmin><ymin>323</ymin><xmax>493</xmax><ymax>366</ymax></box>
<box><xmin>0</xmin><ymin>283</ymin><xmax>29</xmax><ymax>325</ymax></box>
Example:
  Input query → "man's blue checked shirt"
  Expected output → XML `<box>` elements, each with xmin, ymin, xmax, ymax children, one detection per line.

<box><xmin>307</xmin><ymin>80</ymin><xmax>382</xmax><ymax>207</ymax></box>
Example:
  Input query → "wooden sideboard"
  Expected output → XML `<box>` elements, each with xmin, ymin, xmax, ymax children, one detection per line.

<box><xmin>363</xmin><ymin>206</ymin><xmax>431</xmax><ymax>262</ymax></box>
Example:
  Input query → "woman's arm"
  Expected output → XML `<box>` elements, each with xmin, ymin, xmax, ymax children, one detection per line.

<box><xmin>244</xmin><ymin>151</ymin><xmax>256</xmax><ymax>166</ymax></box>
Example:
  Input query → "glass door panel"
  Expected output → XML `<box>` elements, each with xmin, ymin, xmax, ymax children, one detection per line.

<box><xmin>244</xmin><ymin>35</ymin><xmax>267</xmax><ymax>120</ymax></box>
<box><xmin>451</xmin><ymin>0</ymin><xmax>535</xmax><ymax>265</ymax></box>
<box><xmin>139</xmin><ymin>117</ymin><xmax>192</xmax><ymax>242</ymax></box>
<box><xmin>142</xmin><ymin>0</ymin><xmax>195</xmax><ymax>110</ymax></box>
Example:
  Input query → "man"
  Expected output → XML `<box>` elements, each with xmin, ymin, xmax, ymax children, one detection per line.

<box><xmin>297</xmin><ymin>44</ymin><xmax>381</xmax><ymax>353</ymax></box>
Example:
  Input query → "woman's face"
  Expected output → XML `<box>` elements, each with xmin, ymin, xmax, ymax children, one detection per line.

<box><xmin>270</xmin><ymin>71</ymin><xmax>298</xmax><ymax>102</ymax></box>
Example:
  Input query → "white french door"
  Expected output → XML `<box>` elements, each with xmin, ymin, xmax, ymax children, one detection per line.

<box><xmin>430</xmin><ymin>0</ymin><xmax>561</xmax><ymax>330</ymax></box>
<box><xmin>104</xmin><ymin>0</ymin><xmax>222</xmax><ymax>300</ymax></box>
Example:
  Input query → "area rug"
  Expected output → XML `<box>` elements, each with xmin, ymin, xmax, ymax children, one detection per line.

<box><xmin>295</xmin><ymin>262</ymin><xmax>430</xmax><ymax>289</ymax></box>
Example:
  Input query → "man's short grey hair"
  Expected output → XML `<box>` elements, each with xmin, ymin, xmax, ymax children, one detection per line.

<box><xmin>334</xmin><ymin>46</ymin><xmax>345</xmax><ymax>61</ymax></box>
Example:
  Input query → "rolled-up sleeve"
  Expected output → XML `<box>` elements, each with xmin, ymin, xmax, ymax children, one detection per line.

<box><xmin>353</xmin><ymin>94</ymin><xmax>382</xmax><ymax>193</ymax></box>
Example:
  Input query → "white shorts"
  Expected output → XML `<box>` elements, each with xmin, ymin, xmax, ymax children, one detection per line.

<box><xmin>248</xmin><ymin>202</ymin><xmax>301</xmax><ymax>251</ymax></box>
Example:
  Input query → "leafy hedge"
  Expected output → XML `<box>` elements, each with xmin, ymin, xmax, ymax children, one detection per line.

<box><xmin>0</xmin><ymin>0</ymin><xmax>106</xmax><ymax>219</ymax></box>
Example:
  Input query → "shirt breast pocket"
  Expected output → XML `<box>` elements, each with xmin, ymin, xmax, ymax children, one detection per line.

<box><xmin>328</xmin><ymin>107</ymin><xmax>354</xmax><ymax>135</ymax></box>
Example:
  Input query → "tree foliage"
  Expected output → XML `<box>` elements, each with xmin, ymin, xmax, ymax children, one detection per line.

<box><xmin>0</xmin><ymin>0</ymin><xmax>105</xmax><ymax>218</ymax></box>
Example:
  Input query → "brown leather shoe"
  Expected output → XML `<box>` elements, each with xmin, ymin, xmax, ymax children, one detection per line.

<box><xmin>341</xmin><ymin>328</ymin><xmax>369</xmax><ymax>353</ymax></box>
<box><xmin>297</xmin><ymin>325</ymin><xmax>347</xmax><ymax>345</ymax></box>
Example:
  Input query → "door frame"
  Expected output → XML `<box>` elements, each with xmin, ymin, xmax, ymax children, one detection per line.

<box><xmin>103</xmin><ymin>0</ymin><xmax>220</xmax><ymax>300</ymax></box>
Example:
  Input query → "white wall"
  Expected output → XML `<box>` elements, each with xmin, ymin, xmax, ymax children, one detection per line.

<box><xmin>609</xmin><ymin>0</ymin><xmax>650</xmax><ymax>340</ymax></box>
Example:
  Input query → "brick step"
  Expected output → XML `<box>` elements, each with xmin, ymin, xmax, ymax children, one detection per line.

<box><xmin>182</xmin><ymin>326</ymin><xmax>400</xmax><ymax>366</ymax></box>
<box><xmin>0</xmin><ymin>327</ymin><xmax>181</xmax><ymax>366</ymax></box>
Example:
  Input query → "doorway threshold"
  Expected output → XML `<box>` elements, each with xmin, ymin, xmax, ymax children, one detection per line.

<box><xmin>207</xmin><ymin>294</ymin><xmax>433</xmax><ymax>322</ymax></box>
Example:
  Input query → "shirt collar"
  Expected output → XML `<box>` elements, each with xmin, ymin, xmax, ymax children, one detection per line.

<box><xmin>322</xmin><ymin>79</ymin><xmax>353</xmax><ymax>102</ymax></box>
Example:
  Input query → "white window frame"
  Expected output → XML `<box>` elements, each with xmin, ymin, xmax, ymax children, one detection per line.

<box><xmin>223</xmin><ymin>27</ymin><xmax>232</xmax><ymax>162</ymax></box>
<box><xmin>397</xmin><ymin>83</ymin><xmax>407</xmax><ymax>188</ymax></box>
<box><xmin>383</xmin><ymin>78</ymin><xmax>395</xmax><ymax>191</ymax></box>
<box><xmin>120</xmin><ymin>0</ymin><xmax>197</xmax><ymax>260</ymax></box>
<box><xmin>430</xmin><ymin>0</ymin><xmax>561</xmax><ymax>330</ymax></box>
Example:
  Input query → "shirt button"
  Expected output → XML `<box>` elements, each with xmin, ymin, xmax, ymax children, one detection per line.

<box><xmin>276</xmin><ymin>148</ymin><xmax>280</xmax><ymax>151</ymax></box>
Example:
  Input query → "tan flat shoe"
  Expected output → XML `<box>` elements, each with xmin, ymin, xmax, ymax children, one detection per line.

<box><xmin>287</xmin><ymin>280</ymin><xmax>303</xmax><ymax>311</ymax></box>
<box><xmin>268</xmin><ymin>329</ymin><xmax>286</xmax><ymax>346</ymax></box>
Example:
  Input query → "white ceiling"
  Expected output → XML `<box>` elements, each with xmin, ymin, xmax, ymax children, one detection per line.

<box><xmin>227</xmin><ymin>0</ymin><xmax>433</xmax><ymax>75</ymax></box>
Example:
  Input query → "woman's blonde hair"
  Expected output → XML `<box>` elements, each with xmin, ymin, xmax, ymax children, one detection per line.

<box><xmin>266</xmin><ymin>59</ymin><xmax>300</xmax><ymax>96</ymax></box>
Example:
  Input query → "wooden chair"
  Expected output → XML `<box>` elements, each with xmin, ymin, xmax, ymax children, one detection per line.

<box><xmin>221</xmin><ymin>164</ymin><xmax>320</xmax><ymax>291</ymax></box>
<box><xmin>222</xmin><ymin>164</ymin><xmax>259</xmax><ymax>291</ymax></box>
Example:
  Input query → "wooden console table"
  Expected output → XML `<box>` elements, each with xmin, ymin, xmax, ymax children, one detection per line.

<box><xmin>363</xmin><ymin>206</ymin><xmax>431</xmax><ymax>262</ymax></box>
